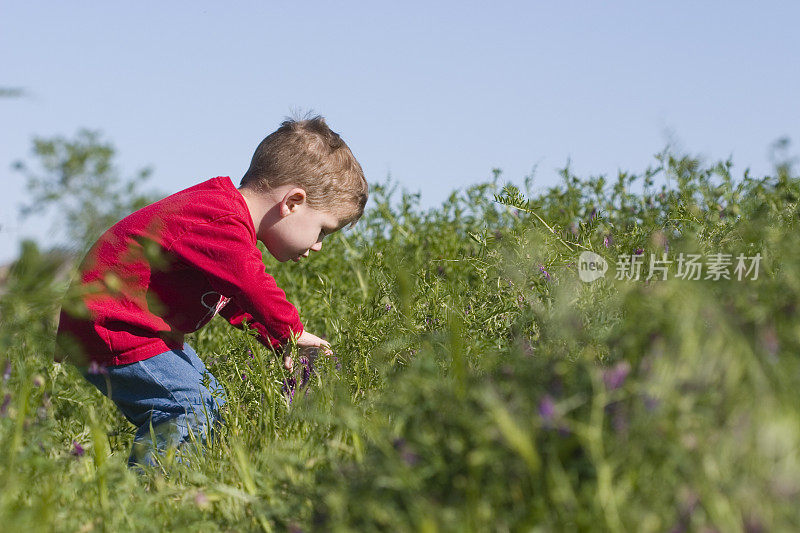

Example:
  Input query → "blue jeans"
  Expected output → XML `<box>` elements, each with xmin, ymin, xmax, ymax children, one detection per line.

<box><xmin>80</xmin><ymin>344</ymin><xmax>227</xmax><ymax>468</ymax></box>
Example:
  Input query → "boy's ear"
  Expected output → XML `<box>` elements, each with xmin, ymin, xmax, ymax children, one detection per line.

<box><xmin>280</xmin><ymin>187</ymin><xmax>308</xmax><ymax>217</ymax></box>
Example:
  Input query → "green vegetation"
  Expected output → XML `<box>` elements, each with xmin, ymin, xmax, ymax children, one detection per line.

<box><xmin>1</xmin><ymin>133</ymin><xmax>798</xmax><ymax>531</ymax></box>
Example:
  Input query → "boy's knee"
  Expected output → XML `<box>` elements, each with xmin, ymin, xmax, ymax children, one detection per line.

<box><xmin>128</xmin><ymin>411</ymin><xmax>222</xmax><ymax>468</ymax></box>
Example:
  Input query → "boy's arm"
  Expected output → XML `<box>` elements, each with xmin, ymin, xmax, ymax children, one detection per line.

<box><xmin>218</xmin><ymin>301</ymin><xmax>332</xmax><ymax>371</ymax></box>
<box><xmin>218</xmin><ymin>298</ymin><xmax>300</xmax><ymax>353</ymax></box>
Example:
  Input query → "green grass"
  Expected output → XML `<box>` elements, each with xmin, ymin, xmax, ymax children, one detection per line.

<box><xmin>1</xmin><ymin>150</ymin><xmax>799</xmax><ymax>531</ymax></box>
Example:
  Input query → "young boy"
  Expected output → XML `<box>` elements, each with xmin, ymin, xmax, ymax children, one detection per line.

<box><xmin>55</xmin><ymin>116</ymin><xmax>368</xmax><ymax>467</ymax></box>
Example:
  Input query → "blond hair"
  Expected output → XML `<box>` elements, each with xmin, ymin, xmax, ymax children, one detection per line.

<box><xmin>240</xmin><ymin>116</ymin><xmax>368</xmax><ymax>225</ymax></box>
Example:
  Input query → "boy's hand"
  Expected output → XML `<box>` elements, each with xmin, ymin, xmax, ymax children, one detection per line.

<box><xmin>283</xmin><ymin>330</ymin><xmax>333</xmax><ymax>372</ymax></box>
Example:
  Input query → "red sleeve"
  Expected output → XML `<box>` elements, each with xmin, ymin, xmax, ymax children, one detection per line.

<box><xmin>168</xmin><ymin>214</ymin><xmax>304</xmax><ymax>347</ymax></box>
<box><xmin>219</xmin><ymin>298</ymin><xmax>302</xmax><ymax>352</ymax></box>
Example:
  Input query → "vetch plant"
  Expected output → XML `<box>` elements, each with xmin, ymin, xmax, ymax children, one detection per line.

<box><xmin>0</xmin><ymin>142</ymin><xmax>799</xmax><ymax>531</ymax></box>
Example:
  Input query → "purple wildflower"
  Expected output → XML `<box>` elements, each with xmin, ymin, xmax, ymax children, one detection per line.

<box><xmin>642</xmin><ymin>394</ymin><xmax>660</xmax><ymax>412</ymax></box>
<box><xmin>298</xmin><ymin>356</ymin><xmax>313</xmax><ymax>388</ymax></box>
<box><xmin>744</xmin><ymin>515</ymin><xmax>765</xmax><ymax>533</ymax></box>
<box><xmin>672</xmin><ymin>490</ymin><xmax>700</xmax><ymax>533</ymax></box>
<box><xmin>539</xmin><ymin>265</ymin><xmax>551</xmax><ymax>281</ymax></box>
<box><xmin>1</xmin><ymin>393</ymin><xmax>10</xmax><ymax>417</ymax></box>
<box><xmin>602</xmin><ymin>361</ymin><xmax>631</xmax><ymax>390</ymax></box>
<box><xmin>652</xmin><ymin>231</ymin><xmax>669</xmax><ymax>253</ymax></box>
<box><xmin>194</xmin><ymin>491</ymin><xmax>210</xmax><ymax>508</ymax></box>
<box><xmin>400</xmin><ymin>449</ymin><xmax>420</xmax><ymax>466</ymax></box>
<box><xmin>607</xmin><ymin>402</ymin><xmax>629</xmax><ymax>434</ymax></box>
<box><xmin>385</xmin><ymin>303</ymin><xmax>392</xmax><ymax>311</ymax></box>
<box><xmin>87</xmin><ymin>361</ymin><xmax>108</xmax><ymax>376</ymax></box>
<box><xmin>522</xmin><ymin>338</ymin><xmax>534</xmax><ymax>357</ymax></box>
<box><xmin>71</xmin><ymin>441</ymin><xmax>85</xmax><ymax>457</ymax></box>
<box><xmin>332</xmin><ymin>355</ymin><xmax>342</xmax><ymax>371</ymax></box>
<box><xmin>241</xmin><ymin>372</ymin><xmax>247</xmax><ymax>381</ymax></box>
<box><xmin>281</xmin><ymin>376</ymin><xmax>297</xmax><ymax>404</ymax></box>
<box><xmin>760</xmin><ymin>326</ymin><xmax>779</xmax><ymax>357</ymax></box>
<box><xmin>538</xmin><ymin>394</ymin><xmax>556</xmax><ymax>423</ymax></box>
<box><xmin>588</xmin><ymin>208</ymin><xmax>597</xmax><ymax>221</ymax></box>
<box><xmin>634</xmin><ymin>248</ymin><xmax>644</xmax><ymax>256</ymax></box>
<box><xmin>393</xmin><ymin>438</ymin><xmax>420</xmax><ymax>466</ymax></box>
<box><xmin>613</xmin><ymin>409</ymin><xmax>627</xmax><ymax>433</ymax></box>
<box><xmin>603</xmin><ymin>234</ymin><xmax>612</xmax><ymax>248</ymax></box>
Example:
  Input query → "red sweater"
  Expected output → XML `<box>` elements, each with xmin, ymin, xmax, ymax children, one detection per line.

<box><xmin>55</xmin><ymin>176</ymin><xmax>304</xmax><ymax>366</ymax></box>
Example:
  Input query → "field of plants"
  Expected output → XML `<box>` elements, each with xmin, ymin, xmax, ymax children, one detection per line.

<box><xmin>1</xmin><ymin>136</ymin><xmax>799</xmax><ymax>531</ymax></box>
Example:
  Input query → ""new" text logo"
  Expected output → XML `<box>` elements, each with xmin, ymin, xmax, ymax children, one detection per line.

<box><xmin>578</xmin><ymin>251</ymin><xmax>608</xmax><ymax>282</ymax></box>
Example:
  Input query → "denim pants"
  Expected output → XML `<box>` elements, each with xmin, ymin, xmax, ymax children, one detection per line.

<box><xmin>81</xmin><ymin>344</ymin><xmax>227</xmax><ymax>468</ymax></box>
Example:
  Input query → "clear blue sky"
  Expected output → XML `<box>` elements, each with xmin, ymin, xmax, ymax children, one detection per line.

<box><xmin>2</xmin><ymin>1</ymin><xmax>798</xmax><ymax>263</ymax></box>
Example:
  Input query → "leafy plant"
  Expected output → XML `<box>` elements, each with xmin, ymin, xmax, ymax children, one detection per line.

<box><xmin>1</xmin><ymin>136</ymin><xmax>798</xmax><ymax>531</ymax></box>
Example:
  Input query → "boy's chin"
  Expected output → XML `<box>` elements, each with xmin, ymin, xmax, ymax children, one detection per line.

<box><xmin>265</xmin><ymin>247</ymin><xmax>304</xmax><ymax>262</ymax></box>
<box><xmin>263</xmin><ymin>244</ymin><xmax>294</xmax><ymax>263</ymax></box>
